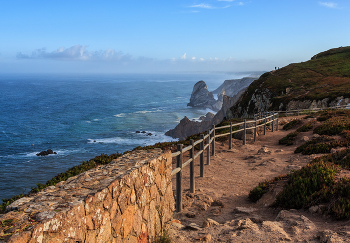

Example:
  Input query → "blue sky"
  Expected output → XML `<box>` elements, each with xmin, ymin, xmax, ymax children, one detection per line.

<box><xmin>0</xmin><ymin>0</ymin><xmax>349</xmax><ymax>73</ymax></box>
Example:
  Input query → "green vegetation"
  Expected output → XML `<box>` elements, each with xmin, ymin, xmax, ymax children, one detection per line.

<box><xmin>296</xmin><ymin>120</ymin><xmax>316</xmax><ymax>132</ymax></box>
<box><xmin>279</xmin><ymin>132</ymin><xmax>298</xmax><ymax>146</ymax></box>
<box><xmin>155</xmin><ymin>230</ymin><xmax>172</xmax><ymax>243</ymax></box>
<box><xmin>230</xmin><ymin>46</ymin><xmax>350</xmax><ymax>116</ymax></box>
<box><xmin>294</xmin><ymin>136</ymin><xmax>348</xmax><ymax>155</ymax></box>
<box><xmin>274</xmin><ymin>162</ymin><xmax>338</xmax><ymax>209</ymax></box>
<box><xmin>248</xmin><ymin>175</ymin><xmax>287</xmax><ymax>202</ymax></box>
<box><xmin>283</xmin><ymin>119</ymin><xmax>301</xmax><ymax>130</ymax></box>
<box><xmin>314</xmin><ymin>116</ymin><xmax>350</xmax><ymax>135</ymax></box>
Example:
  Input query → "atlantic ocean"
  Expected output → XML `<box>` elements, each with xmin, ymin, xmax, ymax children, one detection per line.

<box><xmin>0</xmin><ymin>72</ymin><xmax>248</xmax><ymax>202</ymax></box>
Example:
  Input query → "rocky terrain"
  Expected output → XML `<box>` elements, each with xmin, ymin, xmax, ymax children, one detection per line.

<box><xmin>167</xmin><ymin>114</ymin><xmax>350</xmax><ymax>242</ymax></box>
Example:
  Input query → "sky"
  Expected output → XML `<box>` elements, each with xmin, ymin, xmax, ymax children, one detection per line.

<box><xmin>0</xmin><ymin>0</ymin><xmax>349</xmax><ymax>74</ymax></box>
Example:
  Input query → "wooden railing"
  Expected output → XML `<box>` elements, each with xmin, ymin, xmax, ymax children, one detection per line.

<box><xmin>171</xmin><ymin>104</ymin><xmax>350</xmax><ymax>212</ymax></box>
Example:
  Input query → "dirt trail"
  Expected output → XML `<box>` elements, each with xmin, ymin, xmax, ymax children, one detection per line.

<box><xmin>168</xmin><ymin>115</ymin><xmax>350</xmax><ymax>242</ymax></box>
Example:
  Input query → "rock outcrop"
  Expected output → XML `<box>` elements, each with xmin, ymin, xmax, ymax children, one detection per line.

<box><xmin>187</xmin><ymin>81</ymin><xmax>221</xmax><ymax>112</ymax></box>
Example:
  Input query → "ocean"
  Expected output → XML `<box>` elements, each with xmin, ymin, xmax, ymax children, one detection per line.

<box><xmin>0</xmin><ymin>72</ymin><xmax>250</xmax><ymax>202</ymax></box>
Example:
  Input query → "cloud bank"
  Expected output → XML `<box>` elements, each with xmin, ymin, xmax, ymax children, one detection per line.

<box><xmin>12</xmin><ymin>45</ymin><xmax>277</xmax><ymax>73</ymax></box>
<box><xmin>16</xmin><ymin>45</ymin><xmax>132</xmax><ymax>61</ymax></box>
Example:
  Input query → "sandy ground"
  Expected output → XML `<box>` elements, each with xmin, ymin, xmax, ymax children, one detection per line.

<box><xmin>168</xmin><ymin>115</ymin><xmax>350</xmax><ymax>242</ymax></box>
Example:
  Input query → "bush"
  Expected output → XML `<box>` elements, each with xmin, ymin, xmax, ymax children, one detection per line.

<box><xmin>283</xmin><ymin>119</ymin><xmax>302</xmax><ymax>130</ymax></box>
<box><xmin>314</xmin><ymin>116</ymin><xmax>350</xmax><ymax>135</ymax></box>
<box><xmin>279</xmin><ymin>132</ymin><xmax>299</xmax><ymax>146</ymax></box>
<box><xmin>295</xmin><ymin>136</ymin><xmax>348</xmax><ymax>155</ymax></box>
<box><xmin>296</xmin><ymin>120</ymin><xmax>316</xmax><ymax>132</ymax></box>
<box><xmin>274</xmin><ymin>162</ymin><xmax>338</xmax><ymax>209</ymax></box>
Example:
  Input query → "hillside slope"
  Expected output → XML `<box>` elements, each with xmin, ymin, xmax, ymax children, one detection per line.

<box><xmin>228</xmin><ymin>46</ymin><xmax>350</xmax><ymax>118</ymax></box>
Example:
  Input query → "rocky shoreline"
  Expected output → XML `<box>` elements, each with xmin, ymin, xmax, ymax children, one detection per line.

<box><xmin>165</xmin><ymin>76</ymin><xmax>259</xmax><ymax>140</ymax></box>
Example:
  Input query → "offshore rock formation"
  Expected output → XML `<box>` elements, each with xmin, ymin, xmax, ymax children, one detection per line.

<box><xmin>166</xmin><ymin>90</ymin><xmax>246</xmax><ymax>140</ymax></box>
<box><xmin>187</xmin><ymin>81</ymin><xmax>220</xmax><ymax>112</ymax></box>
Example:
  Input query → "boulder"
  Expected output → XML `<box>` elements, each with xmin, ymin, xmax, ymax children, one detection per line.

<box><xmin>36</xmin><ymin>149</ymin><xmax>57</xmax><ymax>156</ymax></box>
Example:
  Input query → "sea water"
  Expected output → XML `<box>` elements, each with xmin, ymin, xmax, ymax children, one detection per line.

<box><xmin>0</xmin><ymin>72</ymin><xmax>249</xmax><ymax>202</ymax></box>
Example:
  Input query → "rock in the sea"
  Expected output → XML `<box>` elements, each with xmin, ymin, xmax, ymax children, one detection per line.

<box><xmin>187</xmin><ymin>81</ymin><xmax>219</xmax><ymax>111</ymax></box>
<box><xmin>36</xmin><ymin>149</ymin><xmax>57</xmax><ymax>156</ymax></box>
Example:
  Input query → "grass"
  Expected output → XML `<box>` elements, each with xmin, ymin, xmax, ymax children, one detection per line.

<box><xmin>296</xmin><ymin>120</ymin><xmax>316</xmax><ymax>132</ymax></box>
<box><xmin>294</xmin><ymin>136</ymin><xmax>348</xmax><ymax>155</ymax></box>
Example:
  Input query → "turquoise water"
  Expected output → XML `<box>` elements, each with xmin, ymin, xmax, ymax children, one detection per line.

<box><xmin>0</xmin><ymin>72</ymin><xmax>248</xmax><ymax>202</ymax></box>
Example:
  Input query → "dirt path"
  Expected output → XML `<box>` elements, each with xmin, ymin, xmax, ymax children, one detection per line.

<box><xmin>168</xmin><ymin>115</ymin><xmax>350</xmax><ymax>242</ymax></box>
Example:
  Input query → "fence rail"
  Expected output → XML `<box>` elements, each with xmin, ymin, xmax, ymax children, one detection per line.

<box><xmin>171</xmin><ymin>105</ymin><xmax>350</xmax><ymax>212</ymax></box>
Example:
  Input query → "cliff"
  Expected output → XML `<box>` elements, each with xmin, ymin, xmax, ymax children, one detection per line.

<box><xmin>228</xmin><ymin>46</ymin><xmax>350</xmax><ymax>118</ymax></box>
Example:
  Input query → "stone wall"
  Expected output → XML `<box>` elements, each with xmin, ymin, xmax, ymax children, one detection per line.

<box><xmin>0</xmin><ymin>149</ymin><xmax>174</xmax><ymax>243</ymax></box>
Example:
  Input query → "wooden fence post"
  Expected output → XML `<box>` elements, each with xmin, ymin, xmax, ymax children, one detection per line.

<box><xmin>176</xmin><ymin>144</ymin><xmax>183</xmax><ymax>212</ymax></box>
<box><xmin>276</xmin><ymin>113</ymin><xmax>279</xmax><ymax>131</ymax></box>
<box><xmin>297</xmin><ymin>109</ymin><xmax>299</xmax><ymax>116</ymax></box>
<box><xmin>264</xmin><ymin>113</ymin><xmax>267</xmax><ymax>135</ymax></box>
<box><xmin>243</xmin><ymin>119</ymin><xmax>246</xmax><ymax>145</ymax></box>
<box><xmin>200</xmin><ymin>134</ymin><xmax>204</xmax><ymax>177</ymax></box>
<box><xmin>309</xmin><ymin>108</ymin><xmax>311</xmax><ymax>114</ymax></box>
<box><xmin>207</xmin><ymin>129</ymin><xmax>210</xmax><ymax>165</ymax></box>
<box><xmin>229</xmin><ymin>122</ymin><xmax>232</xmax><ymax>149</ymax></box>
<box><xmin>254</xmin><ymin>118</ymin><xmax>257</xmax><ymax>142</ymax></box>
<box><xmin>212</xmin><ymin>125</ymin><xmax>215</xmax><ymax>156</ymax></box>
<box><xmin>272</xmin><ymin>113</ymin><xmax>275</xmax><ymax>132</ymax></box>
<box><xmin>189</xmin><ymin>139</ymin><xmax>195</xmax><ymax>193</ymax></box>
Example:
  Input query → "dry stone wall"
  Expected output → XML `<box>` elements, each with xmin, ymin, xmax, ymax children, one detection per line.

<box><xmin>0</xmin><ymin>149</ymin><xmax>174</xmax><ymax>243</ymax></box>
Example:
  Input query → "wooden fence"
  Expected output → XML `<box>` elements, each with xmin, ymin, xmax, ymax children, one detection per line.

<box><xmin>171</xmin><ymin>104</ymin><xmax>350</xmax><ymax>212</ymax></box>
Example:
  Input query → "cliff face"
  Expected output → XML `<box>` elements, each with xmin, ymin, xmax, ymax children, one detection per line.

<box><xmin>228</xmin><ymin>46</ymin><xmax>350</xmax><ymax>118</ymax></box>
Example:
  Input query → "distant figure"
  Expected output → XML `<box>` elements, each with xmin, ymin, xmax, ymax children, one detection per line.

<box><xmin>275</xmin><ymin>67</ymin><xmax>276</xmax><ymax>70</ymax></box>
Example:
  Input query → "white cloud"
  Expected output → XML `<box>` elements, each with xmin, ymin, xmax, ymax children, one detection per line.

<box><xmin>16</xmin><ymin>45</ymin><xmax>132</xmax><ymax>61</ymax></box>
<box><xmin>190</xmin><ymin>3</ymin><xmax>214</xmax><ymax>9</ymax></box>
<box><xmin>180</xmin><ymin>53</ymin><xmax>187</xmax><ymax>59</ymax></box>
<box><xmin>319</xmin><ymin>2</ymin><xmax>338</xmax><ymax>8</ymax></box>
<box><xmin>218</xmin><ymin>0</ymin><xmax>234</xmax><ymax>2</ymax></box>
<box><xmin>192</xmin><ymin>57</ymin><xmax>196</xmax><ymax>60</ymax></box>
<box><xmin>238</xmin><ymin>2</ymin><xmax>244</xmax><ymax>6</ymax></box>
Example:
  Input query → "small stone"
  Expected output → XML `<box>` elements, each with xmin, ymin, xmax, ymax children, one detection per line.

<box><xmin>309</xmin><ymin>205</ymin><xmax>319</xmax><ymax>214</ymax></box>
<box><xmin>257</xmin><ymin>147</ymin><xmax>271</xmax><ymax>155</ymax></box>
<box><xmin>211</xmin><ymin>200</ymin><xmax>224</xmax><ymax>208</ymax></box>
<box><xmin>206</xmin><ymin>218</ymin><xmax>220</xmax><ymax>226</ymax></box>
<box><xmin>233</xmin><ymin>207</ymin><xmax>257</xmax><ymax>214</ymax></box>
<box><xmin>301</xmin><ymin>136</ymin><xmax>309</xmax><ymax>142</ymax></box>
<box><xmin>275</xmin><ymin>149</ymin><xmax>284</xmax><ymax>153</ymax></box>
<box><xmin>185</xmin><ymin>212</ymin><xmax>196</xmax><ymax>218</ymax></box>
<box><xmin>172</xmin><ymin>222</ymin><xmax>185</xmax><ymax>229</ymax></box>
<box><xmin>185</xmin><ymin>223</ymin><xmax>201</xmax><ymax>231</ymax></box>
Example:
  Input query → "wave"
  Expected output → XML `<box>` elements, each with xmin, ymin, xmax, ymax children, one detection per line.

<box><xmin>114</xmin><ymin>113</ymin><xmax>126</xmax><ymax>118</ymax></box>
<box><xmin>87</xmin><ymin>131</ymin><xmax>177</xmax><ymax>146</ymax></box>
<box><xmin>0</xmin><ymin>149</ymin><xmax>86</xmax><ymax>159</ymax></box>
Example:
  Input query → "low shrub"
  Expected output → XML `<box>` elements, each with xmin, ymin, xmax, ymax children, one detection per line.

<box><xmin>295</xmin><ymin>136</ymin><xmax>348</xmax><ymax>155</ymax></box>
<box><xmin>274</xmin><ymin>162</ymin><xmax>338</xmax><ymax>209</ymax></box>
<box><xmin>314</xmin><ymin>116</ymin><xmax>350</xmax><ymax>136</ymax></box>
<box><xmin>279</xmin><ymin>132</ymin><xmax>299</xmax><ymax>146</ymax></box>
<box><xmin>283</xmin><ymin>119</ymin><xmax>302</xmax><ymax>130</ymax></box>
<box><xmin>296</xmin><ymin>120</ymin><xmax>316</xmax><ymax>132</ymax></box>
